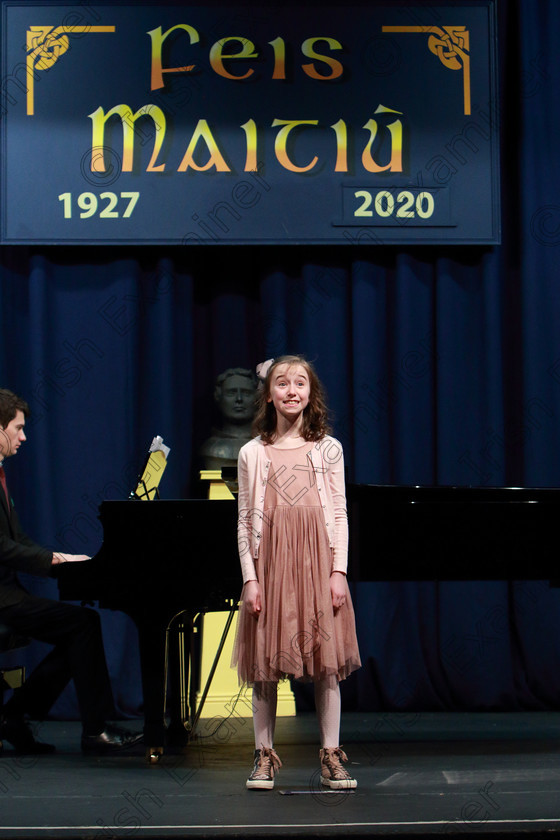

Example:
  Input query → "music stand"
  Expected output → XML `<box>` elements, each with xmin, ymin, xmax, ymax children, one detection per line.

<box><xmin>131</xmin><ymin>435</ymin><xmax>171</xmax><ymax>500</ymax></box>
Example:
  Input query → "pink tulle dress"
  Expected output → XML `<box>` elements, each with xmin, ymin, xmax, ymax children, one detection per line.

<box><xmin>232</xmin><ymin>441</ymin><xmax>361</xmax><ymax>685</ymax></box>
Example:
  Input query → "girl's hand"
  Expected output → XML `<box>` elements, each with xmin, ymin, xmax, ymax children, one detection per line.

<box><xmin>243</xmin><ymin>579</ymin><xmax>262</xmax><ymax>618</ymax></box>
<box><xmin>330</xmin><ymin>571</ymin><xmax>347</xmax><ymax>610</ymax></box>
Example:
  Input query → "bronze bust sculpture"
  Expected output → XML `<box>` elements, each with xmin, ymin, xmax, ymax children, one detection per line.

<box><xmin>200</xmin><ymin>368</ymin><xmax>258</xmax><ymax>471</ymax></box>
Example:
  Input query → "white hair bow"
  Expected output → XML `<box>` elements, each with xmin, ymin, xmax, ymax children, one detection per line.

<box><xmin>256</xmin><ymin>358</ymin><xmax>275</xmax><ymax>385</ymax></box>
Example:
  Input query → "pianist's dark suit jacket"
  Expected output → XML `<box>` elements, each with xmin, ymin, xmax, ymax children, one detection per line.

<box><xmin>0</xmin><ymin>471</ymin><xmax>52</xmax><ymax>609</ymax></box>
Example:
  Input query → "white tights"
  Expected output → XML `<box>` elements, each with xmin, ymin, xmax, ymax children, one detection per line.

<box><xmin>252</xmin><ymin>675</ymin><xmax>341</xmax><ymax>749</ymax></box>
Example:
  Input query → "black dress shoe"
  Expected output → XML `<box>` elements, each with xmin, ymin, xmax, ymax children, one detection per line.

<box><xmin>81</xmin><ymin>724</ymin><xmax>143</xmax><ymax>754</ymax></box>
<box><xmin>0</xmin><ymin>718</ymin><xmax>56</xmax><ymax>754</ymax></box>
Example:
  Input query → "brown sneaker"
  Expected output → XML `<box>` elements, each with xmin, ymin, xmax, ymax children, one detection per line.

<box><xmin>246</xmin><ymin>747</ymin><xmax>282</xmax><ymax>790</ymax></box>
<box><xmin>320</xmin><ymin>746</ymin><xmax>357</xmax><ymax>789</ymax></box>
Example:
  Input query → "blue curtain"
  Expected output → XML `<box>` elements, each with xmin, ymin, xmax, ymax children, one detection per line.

<box><xmin>2</xmin><ymin>0</ymin><xmax>560</xmax><ymax>719</ymax></box>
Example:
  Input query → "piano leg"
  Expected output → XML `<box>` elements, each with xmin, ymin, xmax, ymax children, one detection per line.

<box><xmin>133</xmin><ymin>609</ymin><xmax>194</xmax><ymax>762</ymax></box>
<box><xmin>166</xmin><ymin>613</ymin><xmax>192</xmax><ymax>748</ymax></box>
<box><xmin>132</xmin><ymin>608</ymin><xmax>234</xmax><ymax>761</ymax></box>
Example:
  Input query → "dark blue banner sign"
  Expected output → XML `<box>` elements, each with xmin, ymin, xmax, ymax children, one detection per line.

<box><xmin>1</xmin><ymin>2</ymin><xmax>499</xmax><ymax>245</ymax></box>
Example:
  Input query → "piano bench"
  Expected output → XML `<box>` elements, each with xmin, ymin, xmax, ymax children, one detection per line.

<box><xmin>0</xmin><ymin>624</ymin><xmax>29</xmax><ymax>738</ymax></box>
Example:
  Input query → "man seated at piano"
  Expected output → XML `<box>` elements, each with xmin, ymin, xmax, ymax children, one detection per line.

<box><xmin>0</xmin><ymin>388</ymin><xmax>142</xmax><ymax>755</ymax></box>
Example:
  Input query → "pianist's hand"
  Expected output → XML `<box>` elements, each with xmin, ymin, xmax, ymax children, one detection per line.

<box><xmin>243</xmin><ymin>579</ymin><xmax>262</xmax><ymax>618</ymax></box>
<box><xmin>52</xmin><ymin>552</ymin><xmax>91</xmax><ymax>565</ymax></box>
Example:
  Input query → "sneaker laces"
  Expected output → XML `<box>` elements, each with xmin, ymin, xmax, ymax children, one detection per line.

<box><xmin>321</xmin><ymin>746</ymin><xmax>352</xmax><ymax>779</ymax></box>
<box><xmin>252</xmin><ymin>746</ymin><xmax>282</xmax><ymax>779</ymax></box>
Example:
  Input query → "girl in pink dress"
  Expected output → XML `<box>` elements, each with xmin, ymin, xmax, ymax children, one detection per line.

<box><xmin>233</xmin><ymin>355</ymin><xmax>361</xmax><ymax>790</ymax></box>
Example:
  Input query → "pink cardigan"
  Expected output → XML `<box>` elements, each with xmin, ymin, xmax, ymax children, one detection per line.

<box><xmin>237</xmin><ymin>435</ymin><xmax>349</xmax><ymax>583</ymax></box>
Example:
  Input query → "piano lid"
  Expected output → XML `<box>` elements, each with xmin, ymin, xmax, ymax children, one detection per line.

<box><xmin>347</xmin><ymin>483</ymin><xmax>560</xmax><ymax>582</ymax></box>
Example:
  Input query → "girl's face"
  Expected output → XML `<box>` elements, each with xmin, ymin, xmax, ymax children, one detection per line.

<box><xmin>268</xmin><ymin>364</ymin><xmax>311</xmax><ymax>421</ymax></box>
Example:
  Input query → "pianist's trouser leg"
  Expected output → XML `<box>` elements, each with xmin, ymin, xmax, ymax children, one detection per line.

<box><xmin>133</xmin><ymin>611</ymin><xmax>168</xmax><ymax>747</ymax></box>
<box><xmin>1</xmin><ymin>595</ymin><xmax>114</xmax><ymax>734</ymax></box>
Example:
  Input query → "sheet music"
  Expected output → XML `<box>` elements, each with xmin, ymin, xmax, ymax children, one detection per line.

<box><xmin>133</xmin><ymin>435</ymin><xmax>171</xmax><ymax>500</ymax></box>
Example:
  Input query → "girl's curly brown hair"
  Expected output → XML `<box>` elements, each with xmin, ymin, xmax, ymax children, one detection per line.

<box><xmin>253</xmin><ymin>355</ymin><xmax>331</xmax><ymax>443</ymax></box>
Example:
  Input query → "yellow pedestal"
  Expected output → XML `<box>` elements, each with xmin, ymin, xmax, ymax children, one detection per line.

<box><xmin>200</xmin><ymin>470</ymin><xmax>235</xmax><ymax>500</ymax></box>
<box><xmin>196</xmin><ymin>610</ymin><xmax>296</xmax><ymax>719</ymax></box>
<box><xmin>196</xmin><ymin>470</ymin><xmax>296</xmax><ymax>720</ymax></box>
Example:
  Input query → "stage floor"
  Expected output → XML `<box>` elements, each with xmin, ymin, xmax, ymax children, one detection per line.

<box><xmin>2</xmin><ymin>712</ymin><xmax>560</xmax><ymax>839</ymax></box>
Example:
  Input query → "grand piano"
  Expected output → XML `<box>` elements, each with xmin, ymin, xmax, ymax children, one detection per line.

<box><xmin>56</xmin><ymin>498</ymin><xmax>241</xmax><ymax>759</ymax></box>
<box><xmin>56</xmin><ymin>484</ymin><xmax>560</xmax><ymax>758</ymax></box>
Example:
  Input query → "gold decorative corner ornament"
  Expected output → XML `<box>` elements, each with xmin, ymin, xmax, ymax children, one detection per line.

<box><xmin>382</xmin><ymin>25</ymin><xmax>471</xmax><ymax>115</ymax></box>
<box><xmin>26</xmin><ymin>25</ymin><xmax>116</xmax><ymax>116</ymax></box>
